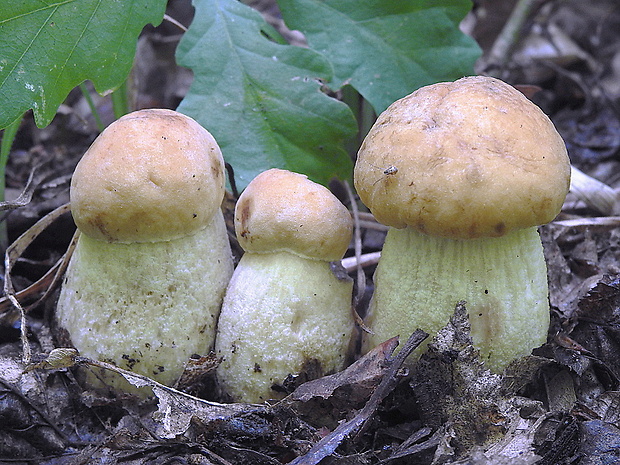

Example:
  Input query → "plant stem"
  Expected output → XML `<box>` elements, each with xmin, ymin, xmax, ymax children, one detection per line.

<box><xmin>342</xmin><ymin>86</ymin><xmax>376</xmax><ymax>157</ymax></box>
<box><xmin>0</xmin><ymin>116</ymin><xmax>23</xmax><ymax>250</ymax></box>
<box><xmin>111</xmin><ymin>80</ymin><xmax>130</xmax><ymax>119</ymax></box>
<box><xmin>0</xmin><ymin>117</ymin><xmax>21</xmax><ymax>198</ymax></box>
<box><xmin>79</xmin><ymin>83</ymin><xmax>105</xmax><ymax>132</ymax></box>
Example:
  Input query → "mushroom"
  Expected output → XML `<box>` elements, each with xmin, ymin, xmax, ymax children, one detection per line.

<box><xmin>215</xmin><ymin>168</ymin><xmax>354</xmax><ymax>403</ymax></box>
<box><xmin>354</xmin><ymin>76</ymin><xmax>571</xmax><ymax>372</ymax></box>
<box><xmin>56</xmin><ymin>109</ymin><xmax>234</xmax><ymax>388</ymax></box>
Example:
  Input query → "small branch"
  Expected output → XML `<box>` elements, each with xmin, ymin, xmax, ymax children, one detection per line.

<box><xmin>0</xmin><ymin>165</ymin><xmax>40</xmax><ymax>214</ymax></box>
<box><xmin>341</xmin><ymin>251</ymin><xmax>381</xmax><ymax>273</ymax></box>
<box><xmin>4</xmin><ymin>203</ymin><xmax>71</xmax><ymax>363</ymax></box>
<box><xmin>343</xmin><ymin>181</ymin><xmax>366</xmax><ymax>308</ymax></box>
<box><xmin>288</xmin><ymin>330</ymin><xmax>428</xmax><ymax>465</ymax></box>
<box><xmin>484</xmin><ymin>0</ymin><xmax>545</xmax><ymax>71</ymax></box>
<box><xmin>568</xmin><ymin>165</ymin><xmax>618</xmax><ymax>215</ymax></box>
<box><xmin>163</xmin><ymin>14</ymin><xmax>188</xmax><ymax>32</ymax></box>
<box><xmin>552</xmin><ymin>216</ymin><xmax>620</xmax><ymax>228</ymax></box>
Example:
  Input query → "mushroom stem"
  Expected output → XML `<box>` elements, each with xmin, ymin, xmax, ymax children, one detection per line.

<box><xmin>57</xmin><ymin>209</ymin><xmax>233</xmax><ymax>387</ymax></box>
<box><xmin>216</xmin><ymin>251</ymin><xmax>354</xmax><ymax>403</ymax></box>
<box><xmin>363</xmin><ymin>226</ymin><xmax>550</xmax><ymax>372</ymax></box>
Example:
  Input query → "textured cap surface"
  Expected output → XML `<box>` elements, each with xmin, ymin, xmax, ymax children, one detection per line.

<box><xmin>354</xmin><ymin>76</ymin><xmax>571</xmax><ymax>239</ymax></box>
<box><xmin>235</xmin><ymin>169</ymin><xmax>352</xmax><ymax>261</ymax></box>
<box><xmin>71</xmin><ymin>109</ymin><xmax>225</xmax><ymax>243</ymax></box>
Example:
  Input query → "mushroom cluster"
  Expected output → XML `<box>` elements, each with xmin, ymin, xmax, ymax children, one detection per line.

<box><xmin>354</xmin><ymin>76</ymin><xmax>571</xmax><ymax>372</ymax></box>
<box><xmin>215</xmin><ymin>169</ymin><xmax>355</xmax><ymax>403</ymax></box>
<box><xmin>56</xmin><ymin>109</ymin><xmax>234</xmax><ymax>388</ymax></box>
<box><xmin>54</xmin><ymin>75</ymin><xmax>568</xmax><ymax>399</ymax></box>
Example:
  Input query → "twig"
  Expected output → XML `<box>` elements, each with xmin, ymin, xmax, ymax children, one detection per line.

<box><xmin>377</xmin><ymin>427</ymin><xmax>441</xmax><ymax>464</ymax></box>
<box><xmin>552</xmin><ymin>216</ymin><xmax>620</xmax><ymax>228</ymax></box>
<box><xmin>341</xmin><ymin>251</ymin><xmax>381</xmax><ymax>273</ymax></box>
<box><xmin>0</xmin><ymin>165</ymin><xmax>38</xmax><ymax>213</ymax></box>
<box><xmin>28</xmin><ymin>348</ymin><xmax>252</xmax><ymax>413</ymax></box>
<box><xmin>484</xmin><ymin>0</ymin><xmax>545</xmax><ymax>71</ymax></box>
<box><xmin>569</xmin><ymin>165</ymin><xmax>618</xmax><ymax>215</ymax></box>
<box><xmin>343</xmin><ymin>181</ymin><xmax>366</xmax><ymax>307</ymax></box>
<box><xmin>287</xmin><ymin>329</ymin><xmax>428</xmax><ymax>465</ymax></box>
<box><xmin>357</xmin><ymin>219</ymin><xmax>389</xmax><ymax>231</ymax></box>
<box><xmin>4</xmin><ymin>203</ymin><xmax>71</xmax><ymax>363</ymax></box>
<box><xmin>343</xmin><ymin>181</ymin><xmax>370</xmax><ymax>330</ymax></box>
<box><xmin>0</xmin><ymin>376</ymin><xmax>69</xmax><ymax>442</ymax></box>
<box><xmin>0</xmin><ymin>230</ymin><xmax>78</xmax><ymax>321</ymax></box>
<box><xmin>354</xmin><ymin>211</ymin><xmax>389</xmax><ymax>231</ymax></box>
<box><xmin>163</xmin><ymin>13</ymin><xmax>188</xmax><ymax>32</ymax></box>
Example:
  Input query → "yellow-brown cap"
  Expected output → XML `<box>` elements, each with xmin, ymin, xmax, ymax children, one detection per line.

<box><xmin>354</xmin><ymin>76</ymin><xmax>571</xmax><ymax>239</ymax></box>
<box><xmin>235</xmin><ymin>169</ymin><xmax>352</xmax><ymax>261</ymax></box>
<box><xmin>70</xmin><ymin>109</ymin><xmax>225</xmax><ymax>243</ymax></box>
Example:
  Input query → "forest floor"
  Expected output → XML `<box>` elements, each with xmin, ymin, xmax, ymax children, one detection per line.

<box><xmin>1</xmin><ymin>0</ymin><xmax>620</xmax><ymax>464</ymax></box>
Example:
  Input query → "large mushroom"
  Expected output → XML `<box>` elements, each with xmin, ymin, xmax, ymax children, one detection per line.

<box><xmin>56</xmin><ymin>109</ymin><xmax>234</xmax><ymax>388</ymax></box>
<box><xmin>354</xmin><ymin>76</ymin><xmax>570</xmax><ymax>372</ymax></box>
<box><xmin>215</xmin><ymin>169</ymin><xmax>354</xmax><ymax>403</ymax></box>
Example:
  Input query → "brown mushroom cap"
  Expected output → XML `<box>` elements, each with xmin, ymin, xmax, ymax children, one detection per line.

<box><xmin>71</xmin><ymin>109</ymin><xmax>225</xmax><ymax>243</ymax></box>
<box><xmin>235</xmin><ymin>169</ymin><xmax>352</xmax><ymax>261</ymax></box>
<box><xmin>354</xmin><ymin>76</ymin><xmax>571</xmax><ymax>239</ymax></box>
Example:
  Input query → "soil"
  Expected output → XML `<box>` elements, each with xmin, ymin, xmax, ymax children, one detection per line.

<box><xmin>1</xmin><ymin>0</ymin><xmax>620</xmax><ymax>464</ymax></box>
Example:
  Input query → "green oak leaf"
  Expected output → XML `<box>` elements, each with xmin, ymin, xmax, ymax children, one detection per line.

<box><xmin>176</xmin><ymin>0</ymin><xmax>357</xmax><ymax>190</ymax></box>
<box><xmin>278</xmin><ymin>0</ymin><xmax>481</xmax><ymax>113</ymax></box>
<box><xmin>0</xmin><ymin>1</ymin><xmax>167</xmax><ymax>129</ymax></box>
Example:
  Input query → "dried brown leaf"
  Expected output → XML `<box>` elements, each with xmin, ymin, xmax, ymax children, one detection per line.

<box><xmin>288</xmin><ymin>330</ymin><xmax>428</xmax><ymax>465</ymax></box>
<box><xmin>288</xmin><ymin>336</ymin><xmax>399</xmax><ymax>406</ymax></box>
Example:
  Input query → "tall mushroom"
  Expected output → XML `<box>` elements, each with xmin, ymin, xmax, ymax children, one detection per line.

<box><xmin>215</xmin><ymin>169</ymin><xmax>354</xmax><ymax>403</ymax></box>
<box><xmin>56</xmin><ymin>109</ymin><xmax>234</xmax><ymax>388</ymax></box>
<box><xmin>354</xmin><ymin>76</ymin><xmax>570</xmax><ymax>372</ymax></box>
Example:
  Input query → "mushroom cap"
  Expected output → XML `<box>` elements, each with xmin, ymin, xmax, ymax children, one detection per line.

<box><xmin>71</xmin><ymin>109</ymin><xmax>225</xmax><ymax>243</ymax></box>
<box><xmin>354</xmin><ymin>76</ymin><xmax>571</xmax><ymax>239</ymax></box>
<box><xmin>235</xmin><ymin>169</ymin><xmax>352</xmax><ymax>261</ymax></box>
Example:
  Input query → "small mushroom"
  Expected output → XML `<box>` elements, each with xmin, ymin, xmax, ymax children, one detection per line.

<box><xmin>56</xmin><ymin>109</ymin><xmax>234</xmax><ymax>387</ymax></box>
<box><xmin>215</xmin><ymin>168</ymin><xmax>354</xmax><ymax>403</ymax></box>
<box><xmin>354</xmin><ymin>76</ymin><xmax>571</xmax><ymax>372</ymax></box>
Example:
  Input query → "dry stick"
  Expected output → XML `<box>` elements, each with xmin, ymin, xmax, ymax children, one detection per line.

<box><xmin>189</xmin><ymin>446</ymin><xmax>235</xmax><ymax>465</ymax></box>
<box><xmin>0</xmin><ymin>376</ymin><xmax>69</xmax><ymax>442</ymax></box>
<box><xmin>163</xmin><ymin>13</ymin><xmax>188</xmax><ymax>32</ymax></box>
<box><xmin>343</xmin><ymin>181</ymin><xmax>369</xmax><ymax>328</ymax></box>
<box><xmin>28</xmin><ymin>349</ymin><xmax>244</xmax><ymax>465</ymax></box>
<box><xmin>377</xmin><ymin>427</ymin><xmax>442</xmax><ymax>464</ymax></box>
<box><xmin>0</xmin><ymin>230</ymin><xmax>79</xmax><ymax>318</ymax></box>
<box><xmin>0</xmin><ymin>166</ymin><xmax>38</xmax><ymax>213</ymax></box>
<box><xmin>485</xmin><ymin>0</ymin><xmax>545</xmax><ymax>70</ymax></box>
<box><xmin>0</xmin><ymin>262</ymin><xmax>61</xmax><ymax>316</ymax></box>
<box><xmin>29</xmin><ymin>347</ymin><xmax>253</xmax><ymax>416</ymax></box>
<box><xmin>37</xmin><ymin>230</ymin><xmax>79</xmax><ymax>315</ymax></box>
<box><xmin>356</xmin><ymin>211</ymin><xmax>378</xmax><ymax>221</ymax></box>
<box><xmin>552</xmin><ymin>216</ymin><xmax>620</xmax><ymax>228</ymax></box>
<box><xmin>358</xmin><ymin>219</ymin><xmax>389</xmax><ymax>231</ymax></box>
<box><xmin>569</xmin><ymin>165</ymin><xmax>618</xmax><ymax>215</ymax></box>
<box><xmin>4</xmin><ymin>203</ymin><xmax>72</xmax><ymax>363</ymax></box>
<box><xmin>341</xmin><ymin>251</ymin><xmax>381</xmax><ymax>273</ymax></box>
<box><xmin>287</xmin><ymin>329</ymin><xmax>428</xmax><ymax>465</ymax></box>
<box><xmin>355</xmin><ymin>212</ymin><xmax>389</xmax><ymax>231</ymax></box>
